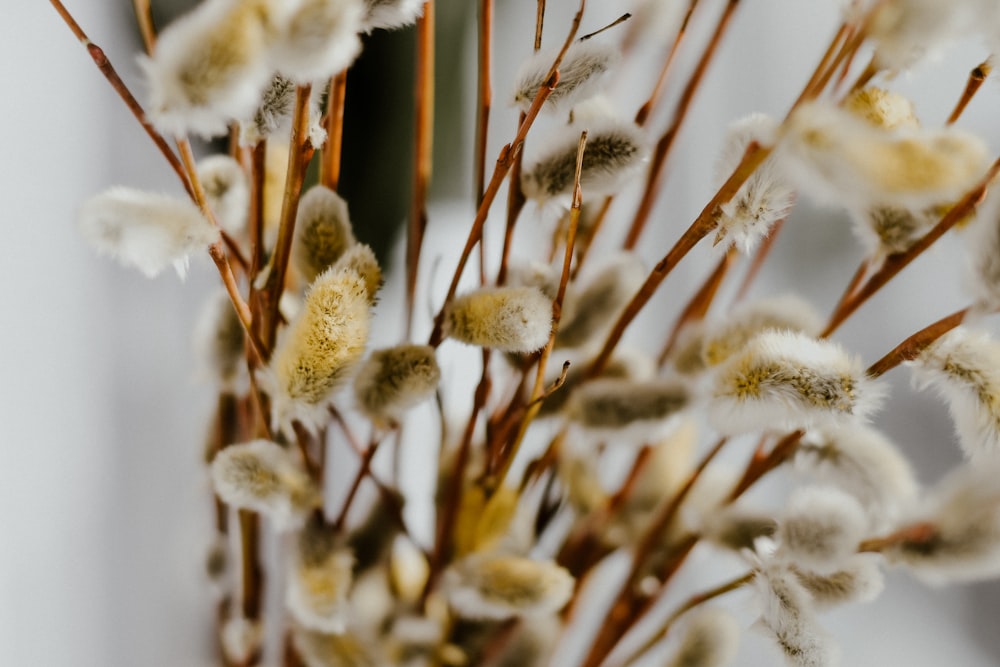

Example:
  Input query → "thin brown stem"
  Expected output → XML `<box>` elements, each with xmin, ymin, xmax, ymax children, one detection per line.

<box><xmin>728</xmin><ymin>429</ymin><xmax>804</xmax><ymax>501</ymax></box>
<box><xmin>947</xmin><ymin>59</ymin><xmax>992</xmax><ymax>126</ymax></box>
<box><xmin>634</xmin><ymin>0</ymin><xmax>701</xmax><ymax>127</ymax></box>
<box><xmin>623</xmin><ymin>0</ymin><xmax>741</xmax><ymax>250</ymax></box>
<box><xmin>259</xmin><ymin>85</ymin><xmax>314</xmax><ymax>353</ymax></box>
<box><xmin>49</xmin><ymin>0</ymin><xmax>193</xmax><ymax>198</ymax></box>
<box><xmin>176</xmin><ymin>140</ymin><xmax>266</xmax><ymax>362</ymax></box>
<box><xmin>475</xmin><ymin>0</ymin><xmax>494</xmax><ymax>203</ymax></box>
<box><xmin>867</xmin><ymin>307</ymin><xmax>969</xmax><ymax>378</ymax></box>
<box><xmin>131</xmin><ymin>0</ymin><xmax>156</xmax><ymax>54</ymax></box>
<box><xmin>578</xmin><ymin>437</ymin><xmax>729</xmax><ymax>667</ymax></box>
<box><xmin>858</xmin><ymin>521</ymin><xmax>937</xmax><ymax>553</ymax></box>
<box><xmin>406</xmin><ymin>2</ymin><xmax>435</xmax><ymax>339</ymax></box>
<box><xmin>588</xmin><ymin>144</ymin><xmax>772</xmax><ymax>377</ymax></box>
<box><xmin>247</xmin><ymin>142</ymin><xmax>267</xmax><ymax>280</ymax></box>
<box><xmin>534</xmin><ymin>0</ymin><xmax>546</xmax><ymax>51</ymax></box>
<box><xmin>321</xmin><ymin>70</ymin><xmax>349</xmax><ymax>190</ymax></box>
<box><xmin>822</xmin><ymin>156</ymin><xmax>1000</xmax><ymax>337</ymax></box>
<box><xmin>333</xmin><ymin>435</ymin><xmax>382</xmax><ymax>531</ymax></box>
<box><xmin>490</xmin><ymin>132</ymin><xmax>587</xmax><ymax>493</ymax></box>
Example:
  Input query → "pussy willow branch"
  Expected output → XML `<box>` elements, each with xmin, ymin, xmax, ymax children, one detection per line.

<box><xmin>858</xmin><ymin>521</ymin><xmax>938</xmax><ymax>553</ymax></box>
<box><xmin>49</xmin><ymin>0</ymin><xmax>193</xmax><ymax>199</ymax></box>
<box><xmin>321</xmin><ymin>70</ymin><xmax>349</xmax><ymax>190</ymax></box>
<box><xmin>175</xmin><ymin>139</ymin><xmax>265</xmax><ymax>362</ymax></box>
<box><xmin>634</xmin><ymin>0</ymin><xmax>701</xmax><ymax>127</ymax></box>
<box><xmin>822</xmin><ymin>156</ymin><xmax>1000</xmax><ymax>336</ymax></box>
<box><xmin>866</xmin><ymin>307</ymin><xmax>970</xmax><ymax>378</ymax></box>
<box><xmin>948</xmin><ymin>59</ymin><xmax>992</xmax><ymax>125</ymax></box>
<box><xmin>247</xmin><ymin>141</ymin><xmax>267</xmax><ymax>280</ymax></box>
<box><xmin>489</xmin><ymin>131</ymin><xmax>587</xmax><ymax>494</ymax></box>
<box><xmin>587</xmin><ymin>143</ymin><xmax>772</xmax><ymax>377</ymax></box>
<box><xmin>474</xmin><ymin>0</ymin><xmax>493</xmax><ymax>203</ymax></box>
<box><xmin>258</xmin><ymin>85</ymin><xmax>314</xmax><ymax>354</ymax></box>
<box><xmin>406</xmin><ymin>2</ymin><xmax>436</xmax><ymax>338</ymax></box>
<box><xmin>622</xmin><ymin>0</ymin><xmax>742</xmax><ymax>250</ymax></box>
<box><xmin>426</xmin><ymin>31</ymin><xmax>575</xmax><ymax>346</ymax></box>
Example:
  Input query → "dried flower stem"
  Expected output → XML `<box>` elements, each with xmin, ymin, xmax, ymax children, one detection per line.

<box><xmin>321</xmin><ymin>71</ymin><xmax>349</xmax><ymax>190</ymax></box>
<box><xmin>866</xmin><ymin>307</ymin><xmax>969</xmax><ymax>378</ymax></box>
<box><xmin>588</xmin><ymin>143</ymin><xmax>772</xmax><ymax>377</ymax></box>
<box><xmin>622</xmin><ymin>0</ymin><xmax>742</xmax><ymax>250</ymax></box>
<box><xmin>49</xmin><ymin>0</ymin><xmax>193</xmax><ymax>198</ymax></box>
<box><xmin>617</xmin><ymin>571</ymin><xmax>754</xmax><ymax>667</ymax></box>
<box><xmin>131</xmin><ymin>0</ymin><xmax>156</xmax><ymax>54</ymax></box>
<box><xmin>258</xmin><ymin>85</ymin><xmax>314</xmax><ymax>353</ymax></box>
<box><xmin>822</xmin><ymin>156</ymin><xmax>1000</xmax><ymax>336</ymax></box>
<box><xmin>247</xmin><ymin>142</ymin><xmax>267</xmax><ymax>279</ymax></box>
<box><xmin>535</xmin><ymin>0</ymin><xmax>546</xmax><ymax>51</ymax></box>
<box><xmin>657</xmin><ymin>249</ymin><xmax>736</xmax><ymax>365</ymax></box>
<box><xmin>634</xmin><ymin>0</ymin><xmax>701</xmax><ymax>127</ymax></box>
<box><xmin>238</xmin><ymin>509</ymin><xmax>263</xmax><ymax>620</ymax></box>
<box><xmin>406</xmin><ymin>3</ymin><xmax>435</xmax><ymax>337</ymax></box>
<box><xmin>947</xmin><ymin>60</ymin><xmax>992</xmax><ymax>126</ymax></box>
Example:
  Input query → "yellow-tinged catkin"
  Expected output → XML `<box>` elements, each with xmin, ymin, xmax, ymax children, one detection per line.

<box><xmin>332</xmin><ymin>243</ymin><xmax>382</xmax><ymax>303</ymax></box>
<box><xmin>844</xmin><ymin>87</ymin><xmax>919</xmax><ymax>131</ymax></box>
<box><xmin>269</xmin><ymin>265</ymin><xmax>371</xmax><ymax>433</ymax></box>
<box><xmin>445</xmin><ymin>554</ymin><xmax>575</xmax><ymax>620</ymax></box>
<box><xmin>293</xmin><ymin>185</ymin><xmax>357</xmax><ymax>285</ymax></box>
<box><xmin>445</xmin><ymin>286</ymin><xmax>552</xmax><ymax>353</ymax></box>
<box><xmin>701</xmin><ymin>295</ymin><xmax>823</xmax><ymax>367</ymax></box>
<box><xmin>210</xmin><ymin>440</ymin><xmax>319</xmax><ymax>530</ymax></box>
<box><xmin>453</xmin><ymin>485</ymin><xmax>520</xmax><ymax>557</ymax></box>
<box><xmin>286</xmin><ymin>515</ymin><xmax>355</xmax><ymax>633</ymax></box>
<box><xmin>353</xmin><ymin>344</ymin><xmax>440</xmax><ymax>425</ymax></box>
<box><xmin>292</xmin><ymin>627</ymin><xmax>383</xmax><ymax>667</ymax></box>
<box><xmin>142</xmin><ymin>0</ymin><xmax>278</xmax><ymax>138</ymax></box>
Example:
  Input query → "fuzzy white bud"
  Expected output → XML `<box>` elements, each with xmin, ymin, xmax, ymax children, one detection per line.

<box><xmin>210</xmin><ymin>440</ymin><xmax>319</xmax><ymax>530</ymax></box>
<box><xmin>556</xmin><ymin>254</ymin><xmax>646</xmax><ymax>349</ymax></box>
<box><xmin>910</xmin><ymin>327</ymin><xmax>1000</xmax><ymax>461</ymax></box>
<box><xmin>791</xmin><ymin>556</ymin><xmax>884</xmax><ymax>609</ymax></box>
<box><xmin>777</xmin><ymin>101</ymin><xmax>987</xmax><ymax>211</ymax></box>
<box><xmin>78</xmin><ymin>186</ymin><xmax>219</xmax><ymax>279</ymax></box>
<box><xmin>268</xmin><ymin>0</ymin><xmax>364</xmax><ymax>83</ymax></box>
<box><xmin>666</xmin><ymin>607</ymin><xmax>741</xmax><ymax>667</ymax></box>
<box><xmin>522</xmin><ymin>118</ymin><xmax>648</xmax><ymax>203</ymax></box>
<box><xmin>353</xmin><ymin>344</ymin><xmax>440</xmax><ymax>425</ymax></box>
<box><xmin>513</xmin><ymin>39</ymin><xmax>619</xmax><ymax>114</ymax></box>
<box><xmin>779</xmin><ymin>486</ymin><xmax>868</xmax><ymax>573</ymax></box>
<box><xmin>293</xmin><ymin>185</ymin><xmax>357</xmax><ymax>285</ymax></box>
<box><xmin>286</xmin><ymin>517</ymin><xmax>355</xmax><ymax>633</ymax></box>
<box><xmin>268</xmin><ymin>265</ymin><xmax>371</xmax><ymax>434</ymax></box>
<box><xmin>444</xmin><ymin>554</ymin><xmax>575</xmax><ymax>621</ymax></box>
<box><xmin>795</xmin><ymin>424</ymin><xmax>918</xmax><ymax>528</ymax></box>
<box><xmin>444</xmin><ymin>286</ymin><xmax>552</xmax><ymax>353</ymax></box>
<box><xmin>701</xmin><ymin>295</ymin><xmax>823</xmax><ymax>368</ymax></box>
<box><xmin>362</xmin><ymin>0</ymin><xmax>423</xmax><ymax>31</ymax></box>
<box><xmin>567</xmin><ymin>378</ymin><xmax>689</xmax><ymax>443</ymax></box>
<box><xmin>141</xmin><ymin>0</ymin><xmax>277</xmax><ymax>137</ymax></box>
<box><xmin>198</xmin><ymin>155</ymin><xmax>249</xmax><ymax>236</ymax></box>
<box><xmin>193</xmin><ymin>290</ymin><xmax>246</xmax><ymax>390</ymax></box>
<box><xmin>709</xmin><ymin>330</ymin><xmax>884</xmax><ymax>435</ymax></box>
<box><xmin>714</xmin><ymin>113</ymin><xmax>795</xmax><ymax>254</ymax></box>
<box><xmin>220</xmin><ymin>616</ymin><xmax>262</xmax><ymax>664</ymax></box>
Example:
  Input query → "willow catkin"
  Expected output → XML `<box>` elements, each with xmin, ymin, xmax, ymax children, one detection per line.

<box><xmin>286</xmin><ymin>516</ymin><xmax>355</xmax><ymax>633</ymax></box>
<box><xmin>444</xmin><ymin>286</ymin><xmax>552</xmax><ymax>353</ymax></box>
<box><xmin>193</xmin><ymin>290</ymin><xmax>246</xmax><ymax>390</ymax></box>
<box><xmin>293</xmin><ymin>184</ymin><xmax>357</xmax><ymax>285</ymax></box>
<box><xmin>362</xmin><ymin>0</ymin><xmax>424</xmax><ymax>31</ymax></box>
<box><xmin>444</xmin><ymin>554</ymin><xmax>575</xmax><ymax>621</ymax></box>
<box><xmin>709</xmin><ymin>330</ymin><xmax>884</xmax><ymax>435</ymax></box>
<box><xmin>353</xmin><ymin>344</ymin><xmax>440</xmax><ymax>425</ymax></box>
<box><xmin>521</xmin><ymin>118</ymin><xmax>647</xmax><ymax>202</ymax></box>
<box><xmin>512</xmin><ymin>38</ymin><xmax>619</xmax><ymax>114</ymax></box>
<box><xmin>778</xmin><ymin>486</ymin><xmax>869</xmax><ymax>573</ymax></box>
<box><xmin>78</xmin><ymin>186</ymin><xmax>219</xmax><ymax>279</ymax></box>
<box><xmin>269</xmin><ymin>265</ymin><xmax>371</xmax><ymax>433</ymax></box>
<box><xmin>197</xmin><ymin>155</ymin><xmax>249</xmax><ymax>235</ymax></box>
<box><xmin>555</xmin><ymin>254</ymin><xmax>646</xmax><ymax>349</ymax></box>
<box><xmin>268</xmin><ymin>0</ymin><xmax>364</xmax><ymax>83</ymax></box>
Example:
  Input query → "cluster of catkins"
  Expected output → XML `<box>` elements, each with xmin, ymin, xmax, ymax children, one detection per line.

<box><xmin>69</xmin><ymin>0</ymin><xmax>1000</xmax><ymax>665</ymax></box>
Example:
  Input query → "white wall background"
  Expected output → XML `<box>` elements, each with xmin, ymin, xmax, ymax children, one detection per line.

<box><xmin>3</xmin><ymin>1</ymin><xmax>1000</xmax><ymax>665</ymax></box>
